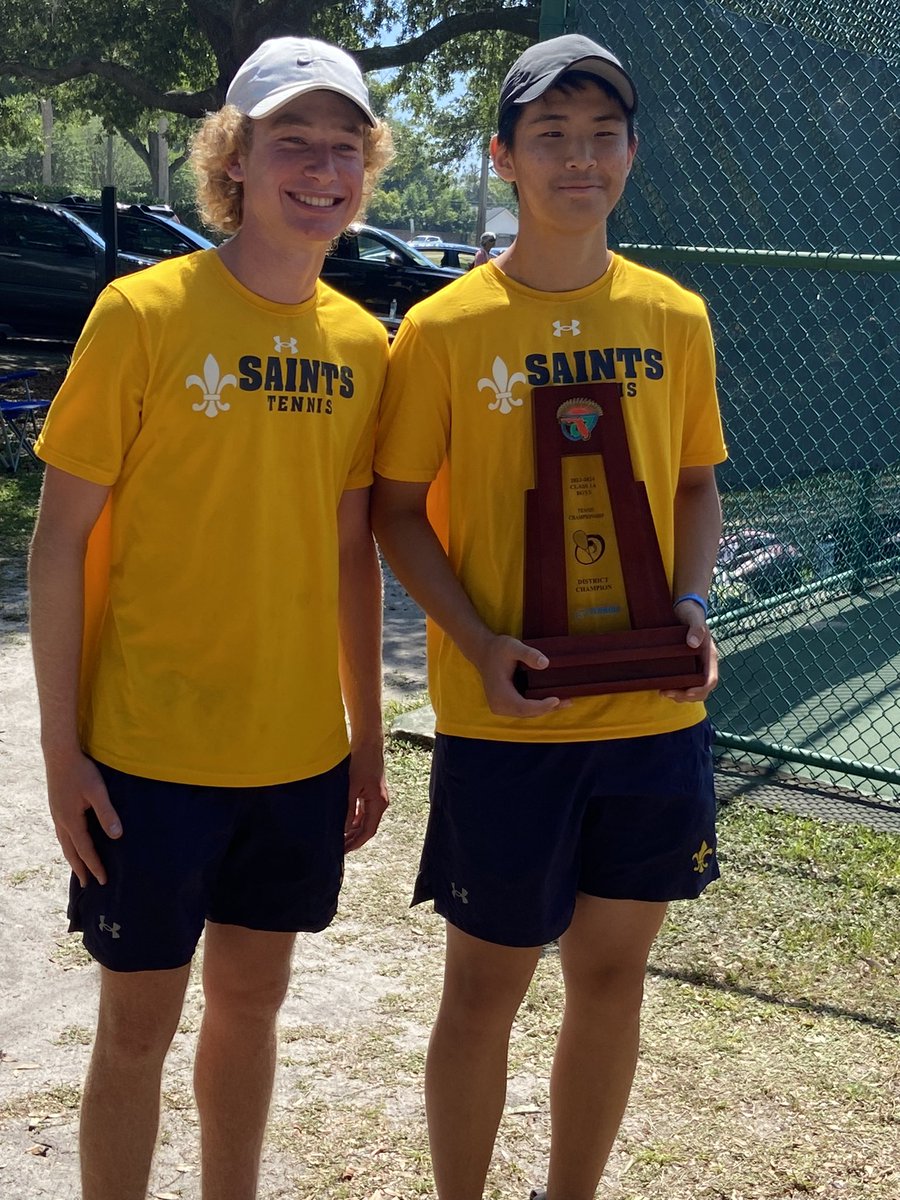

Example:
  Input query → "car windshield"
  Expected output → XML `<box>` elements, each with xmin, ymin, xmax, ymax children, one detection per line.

<box><xmin>54</xmin><ymin>207</ymin><xmax>106</xmax><ymax>250</ymax></box>
<box><xmin>362</xmin><ymin>227</ymin><xmax>435</xmax><ymax>266</ymax></box>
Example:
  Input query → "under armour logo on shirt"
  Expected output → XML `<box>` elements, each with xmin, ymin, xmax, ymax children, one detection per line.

<box><xmin>553</xmin><ymin>320</ymin><xmax>581</xmax><ymax>337</ymax></box>
<box><xmin>274</xmin><ymin>335</ymin><xmax>298</xmax><ymax>353</ymax></box>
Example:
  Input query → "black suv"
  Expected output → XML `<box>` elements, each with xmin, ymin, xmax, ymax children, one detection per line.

<box><xmin>57</xmin><ymin>207</ymin><xmax>462</xmax><ymax>329</ymax></box>
<box><xmin>55</xmin><ymin>196</ymin><xmax>216</xmax><ymax>260</ymax></box>
<box><xmin>0</xmin><ymin>193</ymin><xmax>156</xmax><ymax>340</ymax></box>
<box><xmin>321</xmin><ymin>224</ymin><xmax>463</xmax><ymax>330</ymax></box>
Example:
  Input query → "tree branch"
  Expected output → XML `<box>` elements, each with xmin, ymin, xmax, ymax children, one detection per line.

<box><xmin>356</xmin><ymin>6</ymin><xmax>540</xmax><ymax>70</ymax></box>
<box><xmin>0</xmin><ymin>58</ymin><xmax>217</xmax><ymax>117</ymax></box>
<box><xmin>0</xmin><ymin>3</ymin><xmax>539</xmax><ymax>120</ymax></box>
<box><xmin>119</xmin><ymin>129</ymin><xmax>151</xmax><ymax>168</ymax></box>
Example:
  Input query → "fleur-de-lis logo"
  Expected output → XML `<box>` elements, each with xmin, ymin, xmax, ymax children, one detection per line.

<box><xmin>185</xmin><ymin>353</ymin><xmax>237</xmax><ymax>418</ymax></box>
<box><xmin>478</xmin><ymin>355</ymin><xmax>527</xmax><ymax>415</ymax></box>
<box><xmin>692</xmin><ymin>840</ymin><xmax>714</xmax><ymax>873</ymax></box>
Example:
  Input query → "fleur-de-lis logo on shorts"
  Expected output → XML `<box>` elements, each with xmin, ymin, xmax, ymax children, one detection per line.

<box><xmin>186</xmin><ymin>354</ymin><xmax>237</xmax><ymax>418</ymax></box>
<box><xmin>692</xmin><ymin>840</ymin><xmax>714</xmax><ymax>873</ymax></box>
<box><xmin>478</xmin><ymin>356</ymin><xmax>527</xmax><ymax>415</ymax></box>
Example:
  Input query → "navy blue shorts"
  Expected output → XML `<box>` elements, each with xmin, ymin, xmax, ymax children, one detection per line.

<box><xmin>68</xmin><ymin>757</ymin><xmax>350</xmax><ymax>972</ymax></box>
<box><xmin>412</xmin><ymin>721</ymin><xmax>718</xmax><ymax>947</ymax></box>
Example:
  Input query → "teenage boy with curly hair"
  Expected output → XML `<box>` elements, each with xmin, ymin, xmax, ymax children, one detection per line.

<box><xmin>30</xmin><ymin>37</ymin><xmax>392</xmax><ymax>1200</ymax></box>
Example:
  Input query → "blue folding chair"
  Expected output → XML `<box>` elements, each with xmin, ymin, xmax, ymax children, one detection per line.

<box><xmin>0</xmin><ymin>370</ymin><xmax>52</xmax><ymax>472</ymax></box>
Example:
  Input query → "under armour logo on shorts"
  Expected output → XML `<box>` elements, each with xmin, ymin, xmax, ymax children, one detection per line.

<box><xmin>450</xmin><ymin>883</ymin><xmax>469</xmax><ymax>904</ymax></box>
<box><xmin>98</xmin><ymin>915</ymin><xmax>121</xmax><ymax>939</ymax></box>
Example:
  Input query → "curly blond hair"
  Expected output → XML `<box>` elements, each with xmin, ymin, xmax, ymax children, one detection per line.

<box><xmin>191</xmin><ymin>103</ymin><xmax>394</xmax><ymax>236</ymax></box>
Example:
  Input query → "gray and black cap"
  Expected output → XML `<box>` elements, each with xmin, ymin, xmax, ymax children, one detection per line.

<box><xmin>498</xmin><ymin>34</ymin><xmax>638</xmax><ymax>124</ymax></box>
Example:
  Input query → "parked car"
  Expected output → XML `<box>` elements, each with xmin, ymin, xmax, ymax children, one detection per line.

<box><xmin>709</xmin><ymin>527</ymin><xmax>804</xmax><ymax>613</ymax></box>
<box><xmin>321</xmin><ymin>224</ymin><xmax>463</xmax><ymax>327</ymax></box>
<box><xmin>0</xmin><ymin>192</ymin><xmax>156</xmax><ymax>341</ymax></box>
<box><xmin>416</xmin><ymin>241</ymin><xmax>480</xmax><ymax>271</ymax></box>
<box><xmin>408</xmin><ymin>234</ymin><xmax>443</xmax><ymax>248</ymax></box>
<box><xmin>55</xmin><ymin>195</ymin><xmax>216</xmax><ymax>260</ymax></box>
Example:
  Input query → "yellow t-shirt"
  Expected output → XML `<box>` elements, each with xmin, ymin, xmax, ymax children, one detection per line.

<box><xmin>36</xmin><ymin>249</ymin><xmax>388</xmax><ymax>785</ymax></box>
<box><xmin>375</xmin><ymin>255</ymin><xmax>727</xmax><ymax>742</ymax></box>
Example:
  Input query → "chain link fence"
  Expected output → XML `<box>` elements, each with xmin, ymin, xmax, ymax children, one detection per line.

<box><xmin>564</xmin><ymin>0</ymin><xmax>900</xmax><ymax>797</ymax></box>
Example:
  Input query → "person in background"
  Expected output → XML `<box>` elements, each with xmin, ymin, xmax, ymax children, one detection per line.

<box><xmin>473</xmin><ymin>229</ymin><xmax>497</xmax><ymax>265</ymax></box>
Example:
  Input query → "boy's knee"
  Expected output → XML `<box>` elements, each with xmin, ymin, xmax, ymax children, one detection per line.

<box><xmin>203</xmin><ymin>967</ymin><xmax>291</xmax><ymax>1025</ymax></box>
<box><xmin>95</xmin><ymin>1006</ymin><xmax>180</xmax><ymax>1064</ymax></box>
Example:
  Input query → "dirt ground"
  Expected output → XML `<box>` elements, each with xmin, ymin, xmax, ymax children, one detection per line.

<box><xmin>0</xmin><ymin>551</ymin><xmax>432</xmax><ymax>1200</ymax></box>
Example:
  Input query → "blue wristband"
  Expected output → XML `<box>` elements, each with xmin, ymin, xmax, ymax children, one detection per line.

<box><xmin>674</xmin><ymin>592</ymin><xmax>708</xmax><ymax>619</ymax></box>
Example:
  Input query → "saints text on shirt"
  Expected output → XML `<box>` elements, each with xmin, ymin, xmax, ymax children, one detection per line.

<box><xmin>238</xmin><ymin>349</ymin><xmax>355</xmax><ymax>414</ymax></box>
<box><xmin>524</xmin><ymin>346</ymin><xmax>664</xmax><ymax>396</ymax></box>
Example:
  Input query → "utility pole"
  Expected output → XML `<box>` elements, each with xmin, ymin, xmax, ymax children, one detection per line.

<box><xmin>40</xmin><ymin>98</ymin><xmax>53</xmax><ymax>186</ymax></box>
<box><xmin>476</xmin><ymin>143</ymin><xmax>490</xmax><ymax>240</ymax></box>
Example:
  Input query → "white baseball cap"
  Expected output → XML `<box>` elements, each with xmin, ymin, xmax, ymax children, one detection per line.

<box><xmin>226</xmin><ymin>37</ymin><xmax>376</xmax><ymax>127</ymax></box>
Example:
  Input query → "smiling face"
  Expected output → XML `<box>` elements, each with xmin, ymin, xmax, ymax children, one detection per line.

<box><xmin>492</xmin><ymin>77</ymin><xmax>637</xmax><ymax>241</ymax></box>
<box><xmin>226</xmin><ymin>89</ymin><xmax>367</xmax><ymax>250</ymax></box>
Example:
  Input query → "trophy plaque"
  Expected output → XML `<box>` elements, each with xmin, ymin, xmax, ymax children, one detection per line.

<box><xmin>515</xmin><ymin>381</ymin><xmax>705</xmax><ymax>699</ymax></box>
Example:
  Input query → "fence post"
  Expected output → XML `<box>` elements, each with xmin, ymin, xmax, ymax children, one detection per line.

<box><xmin>849</xmin><ymin>469</ymin><xmax>878</xmax><ymax>595</ymax></box>
<box><xmin>540</xmin><ymin>0</ymin><xmax>568</xmax><ymax>38</ymax></box>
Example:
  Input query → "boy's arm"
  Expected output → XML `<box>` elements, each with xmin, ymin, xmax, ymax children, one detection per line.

<box><xmin>337</xmin><ymin>486</ymin><xmax>389</xmax><ymax>851</ymax></box>
<box><xmin>29</xmin><ymin>465</ymin><xmax>121</xmax><ymax>885</ymax></box>
<box><xmin>371</xmin><ymin>475</ymin><xmax>567</xmax><ymax>718</ymax></box>
<box><xmin>662</xmin><ymin>463</ymin><xmax>723</xmax><ymax>702</ymax></box>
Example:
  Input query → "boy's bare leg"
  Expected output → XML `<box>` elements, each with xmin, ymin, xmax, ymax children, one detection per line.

<box><xmin>194</xmin><ymin>923</ymin><xmax>296</xmax><ymax>1200</ymax></box>
<box><xmin>546</xmin><ymin>896</ymin><xmax>668</xmax><ymax>1200</ymax></box>
<box><xmin>81</xmin><ymin>963</ymin><xmax>191</xmax><ymax>1200</ymax></box>
<box><xmin>425</xmin><ymin>924</ymin><xmax>542</xmax><ymax>1200</ymax></box>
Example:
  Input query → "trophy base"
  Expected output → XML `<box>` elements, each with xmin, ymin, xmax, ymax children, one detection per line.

<box><xmin>515</xmin><ymin>626</ymin><xmax>705</xmax><ymax>699</ymax></box>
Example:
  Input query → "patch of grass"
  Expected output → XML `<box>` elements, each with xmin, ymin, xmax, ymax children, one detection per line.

<box><xmin>0</xmin><ymin>1082</ymin><xmax>82</xmax><ymax>1121</ymax></box>
<box><xmin>50</xmin><ymin>934</ymin><xmax>92</xmax><ymax>971</ymax></box>
<box><xmin>0</xmin><ymin>470</ymin><xmax>42</xmax><ymax>557</ymax></box>
<box><xmin>383</xmin><ymin>691</ymin><xmax>430</xmax><ymax>726</ymax></box>
<box><xmin>260</xmin><ymin>744</ymin><xmax>899</xmax><ymax>1200</ymax></box>
<box><xmin>53</xmin><ymin>1025</ymin><xmax>93</xmax><ymax>1047</ymax></box>
<box><xmin>654</xmin><ymin>804</ymin><xmax>900</xmax><ymax>1020</ymax></box>
<box><xmin>5</xmin><ymin>865</ymin><xmax>43</xmax><ymax>886</ymax></box>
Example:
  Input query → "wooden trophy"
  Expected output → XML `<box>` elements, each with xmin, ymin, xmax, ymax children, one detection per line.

<box><xmin>515</xmin><ymin>381</ymin><xmax>705</xmax><ymax>699</ymax></box>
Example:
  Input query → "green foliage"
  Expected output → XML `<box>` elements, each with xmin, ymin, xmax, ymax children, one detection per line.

<box><xmin>459</xmin><ymin>168</ymin><xmax>518</xmax><ymax>216</ymax></box>
<box><xmin>0</xmin><ymin>112</ymin><xmax>162</xmax><ymax>202</ymax></box>
<box><xmin>394</xmin><ymin>27</ymin><xmax>531</xmax><ymax>162</ymax></box>
<box><xmin>0</xmin><ymin>3</ymin><xmax>538</xmax><ymax>208</ymax></box>
<box><xmin>0</xmin><ymin>1</ymin><xmax>538</xmax><ymax>143</ymax></box>
<box><xmin>0</xmin><ymin>470</ymin><xmax>42</xmax><ymax>557</ymax></box>
<box><xmin>0</xmin><ymin>86</ymin><xmax>40</xmax><ymax>146</ymax></box>
<box><xmin>367</xmin><ymin>116</ymin><xmax>475</xmax><ymax>238</ymax></box>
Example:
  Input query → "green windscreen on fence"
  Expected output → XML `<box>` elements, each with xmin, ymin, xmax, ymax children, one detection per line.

<box><xmin>564</xmin><ymin>0</ymin><xmax>900</xmax><ymax>798</ymax></box>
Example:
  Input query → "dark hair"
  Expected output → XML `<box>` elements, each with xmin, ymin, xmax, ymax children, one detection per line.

<box><xmin>496</xmin><ymin>69</ymin><xmax>636</xmax><ymax>151</ymax></box>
